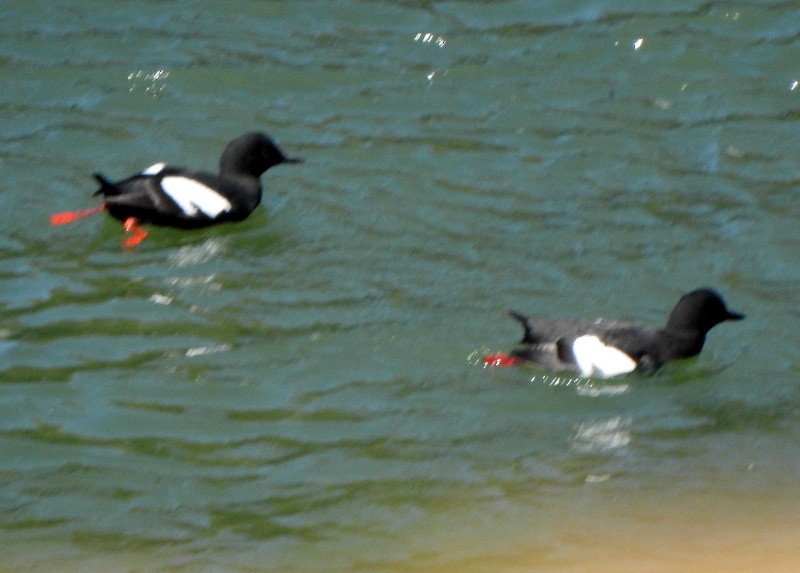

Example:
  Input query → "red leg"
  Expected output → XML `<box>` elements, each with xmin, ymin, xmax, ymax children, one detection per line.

<box><xmin>122</xmin><ymin>217</ymin><xmax>148</xmax><ymax>248</ymax></box>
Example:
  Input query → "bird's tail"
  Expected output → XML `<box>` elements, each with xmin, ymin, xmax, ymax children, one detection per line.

<box><xmin>92</xmin><ymin>173</ymin><xmax>120</xmax><ymax>197</ymax></box>
<box><xmin>508</xmin><ymin>310</ymin><xmax>537</xmax><ymax>344</ymax></box>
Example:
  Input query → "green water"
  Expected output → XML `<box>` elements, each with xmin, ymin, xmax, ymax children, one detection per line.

<box><xmin>1</xmin><ymin>1</ymin><xmax>799</xmax><ymax>571</ymax></box>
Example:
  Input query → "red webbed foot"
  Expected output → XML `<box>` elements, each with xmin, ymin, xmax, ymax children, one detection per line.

<box><xmin>122</xmin><ymin>217</ymin><xmax>148</xmax><ymax>248</ymax></box>
<box><xmin>483</xmin><ymin>353</ymin><xmax>518</xmax><ymax>367</ymax></box>
<box><xmin>49</xmin><ymin>204</ymin><xmax>106</xmax><ymax>225</ymax></box>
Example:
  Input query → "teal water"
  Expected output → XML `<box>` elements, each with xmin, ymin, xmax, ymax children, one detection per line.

<box><xmin>1</xmin><ymin>1</ymin><xmax>799</xmax><ymax>571</ymax></box>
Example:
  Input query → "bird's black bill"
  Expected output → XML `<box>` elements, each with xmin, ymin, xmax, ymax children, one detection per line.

<box><xmin>283</xmin><ymin>156</ymin><xmax>303</xmax><ymax>164</ymax></box>
<box><xmin>727</xmin><ymin>310</ymin><xmax>745</xmax><ymax>320</ymax></box>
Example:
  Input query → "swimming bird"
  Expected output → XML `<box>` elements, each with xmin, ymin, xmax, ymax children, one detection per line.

<box><xmin>50</xmin><ymin>132</ymin><xmax>301</xmax><ymax>247</ymax></box>
<box><xmin>484</xmin><ymin>288</ymin><xmax>744</xmax><ymax>378</ymax></box>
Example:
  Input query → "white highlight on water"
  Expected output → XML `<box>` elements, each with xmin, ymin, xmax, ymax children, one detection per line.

<box><xmin>573</xmin><ymin>417</ymin><xmax>631</xmax><ymax>453</ymax></box>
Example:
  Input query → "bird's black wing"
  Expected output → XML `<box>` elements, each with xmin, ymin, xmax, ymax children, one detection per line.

<box><xmin>508</xmin><ymin>311</ymin><xmax>628</xmax><ymax>344</ymax></box>
<box><xmin>97</xmin><ymin>174</ymin><xmax>189</xmax><ymax>222</ymax></box>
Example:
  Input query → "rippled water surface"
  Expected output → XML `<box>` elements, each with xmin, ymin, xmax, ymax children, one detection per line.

<box><xmin>1</xmin><ymin>1</ymin><xmax>799</xmax><ymax>571</ymax></box>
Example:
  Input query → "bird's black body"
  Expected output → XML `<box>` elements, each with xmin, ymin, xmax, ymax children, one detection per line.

<box><xmin>93</xmin><ymin>132</ymin><xmax>301</xmax><ymax>229</ymax></box>
<box><xmin>508</xmin><ymin>288</ymin><xmax>744</xmax><ymax>377</ymax></box>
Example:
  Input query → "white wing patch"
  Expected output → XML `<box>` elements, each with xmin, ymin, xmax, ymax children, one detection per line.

<box><xmin>160</xmin><ymin>176</ymin><xmax>232</xmax><ymax>218</ymax></box>
<box><xmin>572</xmin><ymin>335</ymin><xmax>637</xmax><ymax>378</ymax></box>
<box><xmin>142</xmin><ymin>162</ymin><xmax>166</xmax><ymax>176</ymax></box>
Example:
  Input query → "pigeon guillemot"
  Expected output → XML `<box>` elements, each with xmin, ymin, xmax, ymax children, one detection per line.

<box><xmin>484</xmin><ymin>288</ymin><xmax>744</xmax><ymax>378</ymax></box>
<box><xmin>51</xmin><ymin>132</ymin><xmax>301</xmax><ymax>247</ymax></box>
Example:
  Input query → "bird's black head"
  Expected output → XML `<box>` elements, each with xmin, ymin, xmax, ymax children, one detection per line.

<box><xmin>219</xmin><ymin>132</ymin><xmax>302</xmax><ymax>177</ymax></box>
<box><xmin>665</xmin><ymin>288</ymin><xmax>744</xmax><ymax>334</ymax></box>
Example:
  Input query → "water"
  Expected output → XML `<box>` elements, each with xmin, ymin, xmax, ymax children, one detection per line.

<box><xmin>1</xmin><ymin>1</ymin><xmax>799</xmax><ymax>571</ymax></box>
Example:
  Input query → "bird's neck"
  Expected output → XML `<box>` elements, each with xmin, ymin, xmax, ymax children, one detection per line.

<box><xmin>660</xmin><ymin>328</ymin><xmax>706</xmax><ymax>359</ymax></box>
